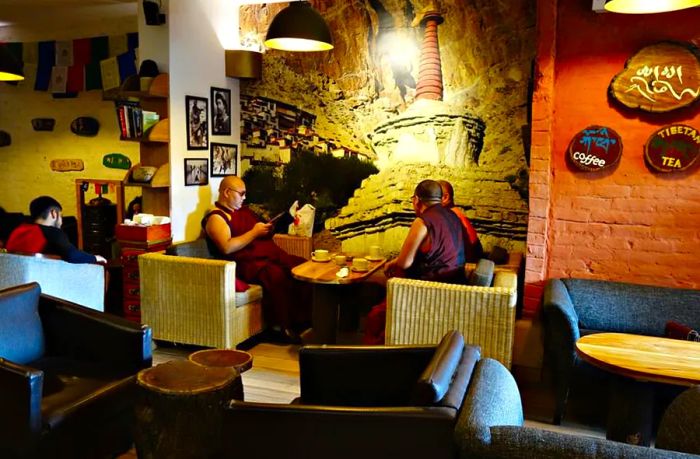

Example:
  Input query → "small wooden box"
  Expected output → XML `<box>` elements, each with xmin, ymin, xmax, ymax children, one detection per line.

<box><xmin>116</xmin><ymin>223</ymin><xmax>171</xmax><ymax>243</ymax></box>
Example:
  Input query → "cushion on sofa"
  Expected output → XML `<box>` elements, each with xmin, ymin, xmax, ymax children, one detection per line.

<box><xmin>411</xmin><ymin>330</ymin><xmax>464</xmax><ymax>405</ymax></box>
<box><xmin>0</xmin><ymin>283</ymin><xmax>44</xmax><ymax>364</ymax></box>
<box><xmin>468</xmin><ymin>259</ymin><xmax>495</xmax><ymax>287</ymax></box>
<box><xmin>665</xmin><ymin>321</ymin><xmax>700</xmax><ymax>342</ymax></box>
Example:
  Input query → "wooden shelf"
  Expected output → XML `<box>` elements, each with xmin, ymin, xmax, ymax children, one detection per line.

<box><xmin>124</xmin><ymin>163</ymin><xmax>170</xmax><ymax>188</ymax></box>
<box><xmin>104</xmin><ymin>73</ymin><xmax>169</xmax><ymax>100</ymax></box>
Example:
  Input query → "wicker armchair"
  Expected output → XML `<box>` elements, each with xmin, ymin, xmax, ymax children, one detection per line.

<box><xmin>385</xmin><ymin>255</ymin><xmax>520</xmax><ymax>368</ymax></box>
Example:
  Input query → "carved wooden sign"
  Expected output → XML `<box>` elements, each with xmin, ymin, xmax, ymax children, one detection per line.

<box><xmin>609</xmin><ymin>42</ymin><xmax>700</xmax><ymax>113</ymax></box>
<box><xmin>50</xmin><ymin>159</ymin><xmax>84</xmax><ymax>172</ymax></box>
<box><xmin>103</xmin><ymin>153</ymin><xmax>132</xmax><ymax>170</ymax></box>
<box><xmin>567</xmin><ymin>126</ymin><xmax>622</xmax><ymax>172</ymax></box>
<box><xmin>644</xmin><ymin>125</ymin><xmax>700</xmax><ymax>173</ymax></box>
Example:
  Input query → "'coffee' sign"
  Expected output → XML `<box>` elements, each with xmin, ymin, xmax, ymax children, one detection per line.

<box><xmin>567</xmin><ymin>126</ymin><xmax>622</xmax><ymax>172</ymax></box>
<box><xmin>644</xmin><ymin>125</ymin><xmax>700</xmax><ymax>173</ymax></box>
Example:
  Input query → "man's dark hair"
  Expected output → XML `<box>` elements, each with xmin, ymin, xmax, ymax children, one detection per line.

<box><xmin>30</xmin><ymin>196</ymin><xmax>62</xmax><ymax>220</ymax></box>
<box><xmin>414</xmin><ymin>179</ymin><xmax>442</xmax><ymax>204</ymax></box>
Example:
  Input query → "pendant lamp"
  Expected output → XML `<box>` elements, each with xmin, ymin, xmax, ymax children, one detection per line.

<box><xmin>0</xmin><ymin>45</ymin><xmax>24</xmax><ymax>81</ymax></box>
<box><xmin>264</xmin><ymin>1</ymin><xmax>333</xmax><ymax>52</ymax></box>
<box><xmin>604</xmin><ymin>0</ymin><xmax>700</xmax><ymax>13</ymax></box>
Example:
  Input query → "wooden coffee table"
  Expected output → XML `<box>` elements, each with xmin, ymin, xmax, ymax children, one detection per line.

<box><xmin>576</xmin><ymin>332</ymin><xmax>700</xmax><ymax>446</ymax></box>
<box><xmin>189</xmin><ymin>349</ymin><xmax>254</xmax><ymax>374</ymax></box>
<box><xmin>292</xmin><ymin>255</ymin><xmax>386</xmax><ymax>343</ymax></box>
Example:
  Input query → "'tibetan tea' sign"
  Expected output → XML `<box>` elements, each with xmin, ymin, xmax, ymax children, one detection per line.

<box><xmin>567</xmin><ymin>126</ymin><xmax>622</xmax><ymax>172</ymax></box>
<box><xmin>645</xmin><ymin>125</ymin><xmax>700</xmax><ymax>173</ymax></box>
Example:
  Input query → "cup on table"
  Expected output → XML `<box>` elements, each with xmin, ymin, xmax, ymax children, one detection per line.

<box><xmin>334</xmin><ymin>255</ymin><xmax>347</xmax><ymax>266</ymax></box>
<box><xmin>369</xmin><ymin>245</ymin><xmax>382</xmax><ymax>259</ymax></box>
<box><xmin>352</xmin><ymin>257</ymin><xmax>369</xmax><ymax>271</ymax></box>
<box><xmin>312</xmin><ymin>249</ymin><xmax>330</xmax><ymax>261</ymax></box>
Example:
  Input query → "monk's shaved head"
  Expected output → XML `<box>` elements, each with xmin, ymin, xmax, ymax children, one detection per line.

<box><xmin>219</xmin><ymin>175</ymin><xmax>244</xmax><ymax>193</ymax></box>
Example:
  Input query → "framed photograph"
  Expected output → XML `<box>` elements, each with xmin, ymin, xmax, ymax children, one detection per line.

<box><xmin>211</xmin><ymin>87</ymin><xmax>232</xmax><ymax>136</ymax></box>
<box><xmin>184</xmin><ymin>158</ymin><xmax>209</xmax><ymax>186</ymax></box>
<box><xmin>210</xmin><ymin>142</ymin><xmax>237</xmax><ymax>177</ymax></box>
<box><xmin>186</xmin><ymin>95</ymin><xmax>208</xmax><ymax>150</ymax></box>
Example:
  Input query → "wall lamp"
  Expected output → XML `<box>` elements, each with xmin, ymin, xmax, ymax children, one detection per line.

<box><xmin>604</xmin><ymin>0</ymin><xmax>700</xmax><ymax>13</ymax></box>
<box><xmin>0</xmin><ymin>45</ymin><xmax>24</xmax><ymax>81</ymax></box>
<box><xmin>264</xmin><ymin>1</ymin><xmax>333</xmax><ymax>52</ymax></box>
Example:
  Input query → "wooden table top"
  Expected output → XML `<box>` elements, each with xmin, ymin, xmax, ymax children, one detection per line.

<box><xmin>189</xmin><ymin>349</ymin><xmax>253</xmax><ymax>373</ymax></box>
<box><xmin>576</xmin><ymin>332</ymin><xmax>700</xmax><ymax>386</ymax></box>
<box><xmin>137</xmin><ymin>360</ymin><xmax>236</xmax><ymax>395</ymax></box>
<box><xmin>292</xmin><ymin>255</ymin><xmax>386</xmax><ymax>285</ymax></box>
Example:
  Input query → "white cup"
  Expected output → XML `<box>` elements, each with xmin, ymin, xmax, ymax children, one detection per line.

<box><xmin>369</xmin><ymin>245</ymin><xmax>382</xmax><ymax>259</ymax></box>
<box><xmin>312</xmin><ymin>249</ymin><xmax>330</xmax><ymax>261</ymax></box>
<box><xmin>334</xmin><ymin>255</ymin><xmax>347</xmax><ymax>266</ymax></box>
<box><xmin>352</xmin><ymin>257</ymin><xmax>369</xmax><ymax>271</ymax></box>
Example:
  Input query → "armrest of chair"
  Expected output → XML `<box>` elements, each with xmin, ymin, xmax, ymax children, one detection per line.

<box><xmin>223</xmin><ymin>400</ymin><xmax>456</xmax><ymax>459</ymax></box>
<box><xmin>0</xmin><ymin>358</ymin><xmax>43</xmax><ymax>447</ymax></box>
<box><xmin>542</xmin><ymin>279</ymin><xmax>580</xmax><ymax>361</ymax></box>
<box><xmin>38</xmin><ymin>295</ymin><xmax>152</xmax><ymax>374</ymax></box>
<box><xmin>299</xmin><ymin>345</ymin><xmax>434</xmax><ymax>406</ymax></box>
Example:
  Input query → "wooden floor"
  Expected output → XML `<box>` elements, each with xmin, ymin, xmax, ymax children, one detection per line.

<box><xmin>118</xmin><ymin>339</ymin><xmax>605</xmax><ymax>458</ymax></box>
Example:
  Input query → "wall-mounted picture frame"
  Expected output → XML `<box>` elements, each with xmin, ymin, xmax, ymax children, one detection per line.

<box><xmin>186</xmin><ymin>95</ymin><xmax>208</xmax><ymax>150</ymax></box>
<box><xmin>210</xmin><ymin>142</ymin><xmax>237</xmax><ymax>177</ymax></box>
<box><xmin>211</xmin><ymin>87</ymin><xmax>232</xmax><ymax>136</ymax></box>
<box><xmin>184</xmin><ymin>158</ymin><xmax>209</xmax><ymax>186</ymax></box>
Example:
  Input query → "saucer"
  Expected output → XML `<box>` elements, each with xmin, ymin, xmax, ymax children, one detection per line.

<box><xmin>351</xmin><ymin>266</ymin><xmax>369</xmax><ymax>273</ymax></box>
<box><xmin>365</xmin><ymin>256</ymin><xmax>383</xmax><ymax>262</ymax></box>
<box><xmin>312</xmin><ymin>256</ymin><xmax>331</xmax><ymax>263</ymax></box>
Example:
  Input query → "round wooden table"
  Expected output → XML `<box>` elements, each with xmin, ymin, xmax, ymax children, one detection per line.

<box><xmin>189</xmin><ymin>349</ymin><xmax>254</xmax><ymax>373</ymax></box>
<box><xmin>134</xmin><ymin>360</ymin><xmax>238</xmax><ymax>459</ymax></box>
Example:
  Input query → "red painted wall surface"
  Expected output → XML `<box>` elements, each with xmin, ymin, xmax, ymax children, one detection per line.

<box><xmin>526</xmin><ymin>0</ymin><xmax>700</xmax><ymax>314</ymax></box>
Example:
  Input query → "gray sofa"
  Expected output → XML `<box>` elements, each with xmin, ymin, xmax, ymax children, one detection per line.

<box><xmin>455</xmin><ymin>358</ymin><xmax>700</xmax><ymax>458</ymax></box>
<box><xmin>542</xmin><ymin>278</ymin><xmax>700</xmax><ymax>424</ymax></box>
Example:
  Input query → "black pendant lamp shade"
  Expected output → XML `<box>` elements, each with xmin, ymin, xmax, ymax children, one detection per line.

<box><xmin>604</xmin><ymin>0</ymin><xmax>700</xmax><ymax>13</ymax></box>
<box><xmin>264</xmin><ymin>1</ymin><xmax>333</xmax><ymax>52</ymax></box>
<box><xmin>0</xmin><ymin>45</ymin><xmax>24</xmax><ymax>81</ymax></box>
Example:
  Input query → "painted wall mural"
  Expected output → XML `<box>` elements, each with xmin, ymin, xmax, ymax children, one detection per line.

<box><xmin>239</xmin><ymin>0</ymin><xmax>536</xmax><ymax>254</ymax></box>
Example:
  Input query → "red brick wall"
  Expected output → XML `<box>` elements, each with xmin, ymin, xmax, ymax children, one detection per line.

<box><xmin>525</xmin><ymin>0</ymin><xmax>700</xmax><ymax>316</ymax></box>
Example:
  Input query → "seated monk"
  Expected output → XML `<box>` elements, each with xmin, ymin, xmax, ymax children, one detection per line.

<box><xmin>6</xmin><ymin>196</ymin><xmax>107</xmax><ymax>264</ymax></box>
<box><xmin>364</xmin><ymin>179</ymin><xmax>466</xmax><ymax>345</ymax></box>
<box><xmin>438</xmin><ymin>180</ymin><xmax>483</xmax><ymax>262</ymax></box>
<box><xmin>202</xmin><ymin>176</ymin><xmax>311</xmax><ymax>342</ymax></box>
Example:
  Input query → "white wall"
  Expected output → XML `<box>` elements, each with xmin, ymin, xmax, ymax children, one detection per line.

<box><xmin>138</xmin><ymin>0</ymin><xmax>241</xmax><ymax>242</ymax></box>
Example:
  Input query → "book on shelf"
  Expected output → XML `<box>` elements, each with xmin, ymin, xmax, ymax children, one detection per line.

<box><xmin>142</xmin><ymin>111</ymin><xmax>160</xmax><ymax>134</ymax></box>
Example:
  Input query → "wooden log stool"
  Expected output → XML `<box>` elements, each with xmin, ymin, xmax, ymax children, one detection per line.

<box><xmin>134</xmin><ymin>360</ymin><xmax>239</xmax><ymax>459</ymax></box>
<box><xmin>189</xmin><ymin>349</ymin><xmax>253</xmax><ymax>400</ymax></box>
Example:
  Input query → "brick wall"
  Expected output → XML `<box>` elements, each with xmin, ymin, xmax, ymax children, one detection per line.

<box><xmin>525</xmin><ymin>0</ymin><xmax>700</xmax><ymax>315</ymax></box>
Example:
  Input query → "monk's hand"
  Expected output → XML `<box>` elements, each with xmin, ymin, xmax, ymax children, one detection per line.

<box><xmin>384</xmin><ymin>259</ymin><xmax>397</xmax><ymax>278</ymax></box>
<box><xmin>253</xmin><ymin>222</ymin><xmax>273</xmax><ymax>238</ymax></box>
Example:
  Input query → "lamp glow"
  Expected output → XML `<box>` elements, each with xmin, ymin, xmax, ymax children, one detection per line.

<box><xmin>0</xmin><ymin>45</ymin><xmax>24</xmax><ymax>81</ymax></box>
<box><xmin>604</xmin><ymin>0</ymin><xmax>700</xmax><ymax>13</ymax></box>
<box><xmin>264</xmin><ymin>1</ymin><xmax>333</xmax><ymax>52</ymax></box>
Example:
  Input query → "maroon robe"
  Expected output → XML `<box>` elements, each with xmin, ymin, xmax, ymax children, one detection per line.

<box><xmin>202</xmin><ymin>204</ymin><xmax>310</xmax><ymax>331</ymax></box>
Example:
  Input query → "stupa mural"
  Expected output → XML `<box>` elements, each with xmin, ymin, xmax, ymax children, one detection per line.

<box><xmin>239</xmin><ymin>0</ymin><xmax>535</xmax><ymax>254</ymax></box>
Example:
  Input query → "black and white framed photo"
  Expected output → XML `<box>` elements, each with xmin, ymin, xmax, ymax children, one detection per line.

<box><xmin>211</xmin><ymin>87</ymin><xmax>231</xmax><ymax>136</ymax></box>
<box><xmin>186</xmin><ymin>95</ymin><xmax>208</xmax><ymax>150</ymax></box>
<box><xmin>184</xmin><ymin>158</ymin><xmax>209</xmax><ymax>186</ymax></box>
<box><xmin>210</xmin><ymin>142</ymin><xmax>237</xmax><ymax>177</ymax></box>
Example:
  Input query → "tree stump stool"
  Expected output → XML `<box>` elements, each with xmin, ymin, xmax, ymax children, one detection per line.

<box><xmin>189</xmin><ymin>349</ymin><xmax>252</xmax><ymax>400</ymax></box>
<box><xmin>134</xmin><ymin>360</ymin><xmax>238</xmax><ymax>459</ymax></box>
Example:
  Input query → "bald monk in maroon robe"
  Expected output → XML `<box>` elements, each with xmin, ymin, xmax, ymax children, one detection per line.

<box><xmin>203</xmin><ymin>176</ymin><xmax>310</xmax><ymax>340</ymax></box>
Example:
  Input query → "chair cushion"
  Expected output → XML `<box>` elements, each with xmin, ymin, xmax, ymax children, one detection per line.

<box><xmin>665</xmin><ymin>321</ymin><xmax>700</xmax><ymax>342</ymax></box>
<box><xmin>0</xmin><ymin>283</ymin><xmax>44</xmax><ymax>364</ymax></box>
<box><xmin>467</xmin><ymin>259</ymin><xmax>495</xmax><ymax>287</ymax></box>
<box><xmin>235</xmin><ymin>284</ymin><xmax>263</xmax><ymax>306</ymax></box>
<box><xmin>411</xmin><ymin>330</ymin><xmax>465</xmax><ymax>405</ymax></box>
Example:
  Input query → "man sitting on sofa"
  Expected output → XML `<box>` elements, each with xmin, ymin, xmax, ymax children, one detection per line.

<box><xmin>202</xmin><ymin>175</ymin><xmax>310</xmax><ymax>342</ymax></box>
<box><xmin>6</xmin><ymin>196</ymin><xmax>106</xmax><ymax>264</ymax></box>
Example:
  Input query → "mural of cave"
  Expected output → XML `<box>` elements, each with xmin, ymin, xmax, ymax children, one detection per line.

<box><xmin>239</xmin><ymin>0</ymin><xmax>535</xmax><ymax>254</ymax></box>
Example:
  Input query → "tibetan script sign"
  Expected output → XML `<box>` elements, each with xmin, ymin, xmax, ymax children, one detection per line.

<box><xmin>50</xmin><ymin>159</ymin><xmax>84</xmax><ymax>172</ymax></box>
<box><xmin>609</xmin><ymin>42</ymin><xmax>700</xmax><ymax>113</ymax></box>
<box><xmin>103</xmin><ymin>153</ymin><xmax>132</xmax><ymax>170</ymax></box>
<box><xmin>644</xmin><ymin>125</ymin><xmax>700</xmax><ymax>173</ymax></box>
<box><xmin>567</xmin><ymin>126</ymin><xmax>622</xmax><ymax>172</ymax></box>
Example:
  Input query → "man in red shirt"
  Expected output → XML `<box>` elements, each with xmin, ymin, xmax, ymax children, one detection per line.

<box><xmin>6</xmin><ymin>196</ymin><xmax>106</xmax><ymax>264</ymax></box>
<box><xmin>202</xmin><ymin>176</ymin><xmax>310</xmax><ymax>342</ymax></box>
<box><xmin>438</xmin><ymin>180</ymin><xmax>483</xmax><ymax>262</ymax></box>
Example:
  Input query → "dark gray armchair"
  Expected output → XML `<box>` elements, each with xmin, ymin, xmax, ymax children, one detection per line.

<box><xmin>222</xmin><ymin>330</ymin><xmax>479</xmax><ymax>459</ymax></box>
<box><xmin>0</xmin><ymin>282</ymin><xmax>152</xmax><ymax>459</ymax></box>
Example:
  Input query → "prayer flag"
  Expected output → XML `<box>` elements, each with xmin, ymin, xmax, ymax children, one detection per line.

<box><xmin>117</xmin><ymin>50</ymin><xmax>137</xmax><ymax>83</ymax></box>
<box><xmin>100</xmin><ymin>57</ymin><xmax>120</xmax><ymax>90</ymax></box>
<box><xmin>73</xmin><ymin>38</ymin><xmax>91</xmax><ymax>66</ymax></box>
<box><xmin>35</xmin><ymin>41</ymin><xmax>56</xmax><ymax>91</ymax></box>
<box><xmin>50</xmin><ymin>66</ymin><xmax>68</xmax><ymax>93</ymax></box>
<box><xmin>55</xmin><ymin>41</ymin><xmax>73</xmax><ymax>66</ymax></box>
<box><xmin>108</xmin><ymin>34</ymin><xmax>128</xmax><ymax>57</ymax></box>
<box><xmin>85</xmin><ymin>62</ymin><xmax>102</xmax><ymax>90</ymax></box>
<box><xmin>127</xmin><ymin>32</ymin><xmax>139</xmax><ymax>51</ymax></box>
<box><xmin>90</xmin><ymin>36</ymin><xmax>109</xmax><ymax>62</ymax></box>
<box><xmin>67</xmin><ymin>64</ymin><xmax>84</xmax><ymax>93</ymax></box>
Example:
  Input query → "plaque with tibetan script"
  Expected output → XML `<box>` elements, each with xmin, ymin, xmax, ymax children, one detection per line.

<box><xmin>609</xmin><ymin>42</ymin><xmax>700</xmax><ymax>113</ymax></box>
<box><xmin>567</xmin><ymin>126</ymin><xmax>622</xmax><ymax>172</ymax></box>
<box><xmin>644</xmin><ymin>125</ymin><xmax>700</xmax><ymax>173</ymax></box>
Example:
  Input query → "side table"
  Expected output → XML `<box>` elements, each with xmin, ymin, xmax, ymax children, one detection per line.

<box><xmin>134</xmin><ymin>360</ymin><xmax>239</xmax><ymax>459</ymax></box>
<box><xmin>189</xmin><ymin>349</ymin><xmax>253</xmax><ymax>400</ymax></box>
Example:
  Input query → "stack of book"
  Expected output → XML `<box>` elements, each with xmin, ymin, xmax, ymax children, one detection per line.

<box><xmin>115</xmin><ymin>101</ymin><xmax>160</xmax><ymax>140</ymax></box>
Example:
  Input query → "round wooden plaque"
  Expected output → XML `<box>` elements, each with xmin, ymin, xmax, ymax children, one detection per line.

<box><xmin>567</xmin><ymin>126</ymin><xmax>622</xmax><ymax>172</ymax></box>
<box><xmin>644</xmin><ymin>124</ymin><xmax>700</xmax><ymax>173</ymax></box>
